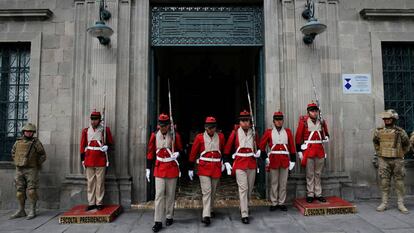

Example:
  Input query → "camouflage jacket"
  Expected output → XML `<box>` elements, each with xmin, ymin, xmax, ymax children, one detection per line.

<box><xmin>373</xmin><ymin>126</ymin><xmax>410</xmax><ymax>158</ymax></box>
<box><xmin>11</xmin><ymin>137</ymin><xmax>46</xmax><ymax>168</ymax></box>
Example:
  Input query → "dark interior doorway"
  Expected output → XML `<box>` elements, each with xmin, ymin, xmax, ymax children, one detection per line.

<box><xmin>148</xmin><ymin>46</ymin><xmax>265</xmax><ymax>202</ymax></box>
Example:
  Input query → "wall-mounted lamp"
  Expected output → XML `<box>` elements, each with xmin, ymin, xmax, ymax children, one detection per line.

<box><xmin>300</xmin><ymin>0</ymin><xmax>326</xmax><ymax>44</ymax></box>
<box><xmin>87</xmin><ymin>0</ymin><xmax>113</xmax><ymax>45</ymax></box>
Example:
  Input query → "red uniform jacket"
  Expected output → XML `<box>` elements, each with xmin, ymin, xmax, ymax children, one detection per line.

<box><xmin>146</xmin><ymin>131</ymin><xmax>183</xmax><ymax>178</ymax></box>
<box><xmin>259</xmin><ymin>128</ymin><xmax>296</xmax><ymax>169</ymax></box>
<box><xmin>80</xmin><ymin>126</ymin><xmax>113</xmax><ymax>167</ymax></box>
<box><xmin>189</xmin><ymin>132</ymin><xmax>225</xmax><ymax>179</ymax></box>
<box><xmin>224</xmin><ymin>126</ymin><xmax>259</xmax><ymax>172</ymax></box>
<box><xmin>295</xmin><ymin>115</ymin><xmax>329</xmax><ymax>166</ymax></box>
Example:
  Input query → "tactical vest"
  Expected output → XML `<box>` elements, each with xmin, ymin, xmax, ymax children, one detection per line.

<box><xmin>13</xmin><ymin>138</ymin><xmax>39</xmax><ymax>167</ymax></box>
<box><xmin>378</xmin><ymin>128</ymin><xmax>404</xmax><ymax>158</ymax></box>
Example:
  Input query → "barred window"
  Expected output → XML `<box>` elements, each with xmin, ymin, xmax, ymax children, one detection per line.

<box><xmin>382</xmin><ymin>42</ymin><xmax>414</xmax><ymax>159</ymax></box>
<box><xmin>0</xmin><ymin>43</ymin><xmax>30</xmax><ymax>161</ymax></box>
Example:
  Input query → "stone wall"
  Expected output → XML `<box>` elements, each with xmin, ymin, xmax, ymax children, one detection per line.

<box><xmin>0</xmin><ymin>0</ymin><xmax>414</xmax><ymax>209</ymax></box>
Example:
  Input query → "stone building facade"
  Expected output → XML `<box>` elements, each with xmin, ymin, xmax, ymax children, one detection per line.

<box><xmin>0</xmin><ymin>0</ymin><xmax>414</xmax><ymax>209</ymax></box>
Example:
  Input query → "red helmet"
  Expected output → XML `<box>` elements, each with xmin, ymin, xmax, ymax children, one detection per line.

<box><xmin>158</xmin><ymin>113</ymin><xmax>170</xmax><ymax>126</ymax></box>
<box><xmin>205</xmin><ymin>116</ymin><xmax>217</xmax><ymax>127</ymax></box>
<box><xmin>273</xmin><ymin>111</ymin><xmax>284</xmax><ymax>120</ymax></box>
<box><xmin>90</xmin><ymin>111</ymin><xmax>101</xmax><ymax>120</ymax></box>
<box><xmin>307</xmin><ymin>102</ymin><xmax>319</xmax><ymax>111</ymax></box>
<box><xmin>239</xmin><ymin>110</ymin><xmax>251</xmax><ymax>121</ymax></box>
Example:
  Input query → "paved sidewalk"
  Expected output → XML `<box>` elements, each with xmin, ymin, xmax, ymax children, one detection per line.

<box><xmin>1</xmin><ymin>199</ymin><xmax>414</xmax><ymax>233</ymax></box>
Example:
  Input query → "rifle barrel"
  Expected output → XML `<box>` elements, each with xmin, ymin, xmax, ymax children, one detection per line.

<box><xmin>246</xmin><ymin>81</ymin><xmax>257</xmax><ymax>152</ymax></box>
<box><xmin>168</xmin><ymin>78</ymin><xmax>175</xmax><ymax>152</ymax></box>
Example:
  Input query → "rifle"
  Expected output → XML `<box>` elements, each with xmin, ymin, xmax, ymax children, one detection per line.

<box><xmin>310</xmin><ymin>76</ymin><xmax>328</xmax><ymax>159</ymax></box>
<box><xmin>246</xmin><ymin>81</ymin><xmax>257</xmax><ymax>152</ymax></box>
<box><xmin>168</xmin><ymin>78</ymin><xmax>181</xmax><ymax>183</ymax></box>
<box><xmin>102</xmin><ymin>81</ymin><xmax>109</xmax><ymax>167</ymax></box>
<box><xmin>310</xmin><ymin>76</ymin><xmax>325</xmax><ymax>126</ymax></box>
<box><xmin>168</xmin><ymin>78</ymin><xmax>176</xmax><ymax>153</ymax></box>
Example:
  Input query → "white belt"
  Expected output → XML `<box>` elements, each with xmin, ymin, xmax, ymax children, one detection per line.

<box><xmin>200</xmin><ymin>150</ymin><xmax>221</xmax><ymax>156</ymax></box>
<box><xmin>198</xmin><ymin>157</ymin><xmax>221</xmax><ymax>162</ymax></box>
<box><xmin>85</xmin><ymin>146</ymin><xmax>101</xmax><ymax>151</ymax></box>
<box><xmin>305</xmin><ymin>140</ymin><xmax>323</xmax><ymax>144</ymax></box>
<box><xmin>156</xmin><ymin>156</ymin><xmax>176</xmax><ymax>162</ymax></box>
<box><xmin>268</xmin><ymin>144</ymin><xmax>289</xmax><ymax>156</ymax></box>
<box><xmin>232</xmin><ymin>152</ymin><xmax>254</xmax><ymax>159</ymax></box>
<box><xmin>268</xmin><ymin>151</ymin><xmax>289</xmax><ymax>155</ymax></box>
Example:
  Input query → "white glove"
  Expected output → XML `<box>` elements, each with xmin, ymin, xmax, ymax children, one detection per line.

<box><xmin>188</xmin><ymin>170</ymin><xmax>194</xmax><ymax>181</ymax></box>
<box><xmin>106</xmin><ymin>161</ymin><xmax>110</xmax><ymax>167</ymax></box>
<box><xmin>323</xmin><ymin>136</ymin><xmax>329</xmax><ymax>143</ymax></box>
<box><xmin>301</xmin><ymin>144</ymin><xmax>307</xmax><ymax>151</ymax></box>
<box><xmin>324</xmin><ymin>153</ymin><xmax>327</xmax><ymax>159</ymax></box>
<box><xmin>289</xmin><ymin>162</ymin><xmax>295</xmax><ymax>171</ymax></box>
<box><xmin>298</xmin><ymin>152</ymin><xmax>303</xmax><ymax>161</ymax></box>
<box><xmin>101</xmin><ymin>145</ymin><xmax>108</xmax><ymax>152</ymax></box>
<box><xmin>171</xmin><ymin>152</ymin><xmax>180</xmax><ymax>160</ymax></box>
<box><xmin>146</xmin><ymin>169</ymin><xmax>151</xmax><ymax>182</ymax></box>
<box><xmin>221</xmin><ymin>163</ymin><xmax>225</xmax><ymax>172</ymax></box>
<box><xmin>254</xmin><ymin>149</ymin><xmax>261</xmax><ymax>158</ymax></box>
<box><xmin>224</xmin><ymin>162</ymin><xmax>232</xmax><ymax>175</ymax></box>
<box><xmin>82</xmin><ymin>161</ymin><xmax>86</xmax><ymax>170</ymax></box>
<box><xmin>265</xmin><ymin>158</ymin><xmax>270</xmax><ymax>166</ymax></box>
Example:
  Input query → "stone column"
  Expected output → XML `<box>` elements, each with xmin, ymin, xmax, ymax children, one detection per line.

<box><xmin>279</xmin><ymin>0</ymin><xmax>352</xmax><ymax>200</ymax></box>
<box><xmin>61</xmin><ymin>0</ymin><xmax>132</xmax><ymax>208</ymax></box>
<box><xmin>129</xmin><ymin>0</ymin><xmax>150</xmax><ymax>204</ymax></box>
<box><xmin>263</xmin><ymin>0</ymin><xmax>281</xmax><ymax>124</ymax></box>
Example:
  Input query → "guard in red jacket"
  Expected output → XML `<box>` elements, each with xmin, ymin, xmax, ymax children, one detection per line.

<box><xmin>259</xmin><ymin>111</ymin><xmax>296</xmax><ymax>211</ymax></box>
<box><xmin>188</xmin><ymin>116</ymin><xmax>225</xmax><ymax>226</ymax></box>
<box><xmin>224</xmin><ymin>110</ymin><xmax>260</xmax><ymax>224</ymax></box>
<box><xmin>80</xmin><ymin>111</ymin><xmax>113</xmax><ymax>211</ymax></box>
<box><xmin>146</xmin><ymin>113</ymin><xmax>183</xmax><ymax>233</ymax></box>
<box><xmin>295</xmin><ymin>102</ymin><xmax>329</xmax><ymax>203</ymax></box>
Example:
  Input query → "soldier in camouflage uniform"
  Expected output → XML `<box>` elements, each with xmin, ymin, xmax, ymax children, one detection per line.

<box><xmin>9</xmin><ymin>123</ymin><xmax>46</xmax><ymax>220</ymax></box>
<box><xmin>373</xmin><ymin>109</ymin><xmax>410</xmax><ymax>214</ymax></box>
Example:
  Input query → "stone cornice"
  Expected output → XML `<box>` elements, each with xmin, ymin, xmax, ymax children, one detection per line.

<box><xmin>360</xmin><ymin>8</ymin><xmax>414</xmax><ymax>19</ymax></box>
<box><xmin>0</xmin><ymin>9</ymin><xmax>53</xmax><ymax>20</ymax></box>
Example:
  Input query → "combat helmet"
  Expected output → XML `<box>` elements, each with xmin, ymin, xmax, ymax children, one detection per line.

<box><xmin>22</xmin><ymin>123</ymin><xmax>37</xmax><ymax>132</ymax></box>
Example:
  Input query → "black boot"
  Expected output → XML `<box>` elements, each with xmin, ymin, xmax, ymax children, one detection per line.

<box><xmin>241</xmin><ymin>217</ymin><xmax>249</xmax><ymax>224</ymax></box>
<box><xmin>269</xmin><ymin>205</ymin><xmax>279</xmax><ymax>211</ymax></box>
<box><xmin>306</xmin><ymin>196</ymin><xmax>314</xmax><ymax>203</ymax></box>
<box><xmin>279</xmin><ymin>205</ymin><xmax>288</xmax><ymax>211</ymax></box>
<box><xmin>201</xmin><ymin>217</ymin><xmax>211</xmax><ymax>226</ymax></box>
<box><xmin>96</xmin><ymin>205</ymin><xmax>104</xmax><ymax>211</ymax></box>
<box><xmin>210</xmin><ymin>212</ymin><xmax>216</xmax><ymax>218</ymax></box>
<box><xmin>152</xmin><ymin>222</ymin><xmax>162</xmax><ymax>232</ymax></box>
<box><xmin>316</xmin><ymin>196</ymin><xmax>326</xmax><ymax>202</ymax></box>
<box><xmin>166</xmin><ymin>218</ymin><xmax>174</xmax><ymax>226</ymax></box>
<box><xmin>86</xmin><ymin>205</ymin><xmax>97</xmax><ymax>211</ymax></box>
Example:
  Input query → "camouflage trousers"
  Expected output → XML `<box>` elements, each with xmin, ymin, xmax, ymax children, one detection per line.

<box><xmin>378</xmin><ymin>157</ymin><xmax>405</xmax><ymax>196</ymax></box>
<box><xmin>15</xmin><ymin>167</ymin><xmax>39</xmax><ymax>200</ymax></box>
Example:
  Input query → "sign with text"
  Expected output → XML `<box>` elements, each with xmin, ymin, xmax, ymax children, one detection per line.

<box><xmin>342</xmin><ymin>74</ymin><xmax>371</xmax><ymax>94</ymax></box>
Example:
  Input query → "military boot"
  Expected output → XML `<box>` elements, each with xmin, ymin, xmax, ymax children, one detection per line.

<box><xmin>26</xmin><ymin>200</ymin><xmax>37</xmax><ymax>220</ymax></box>
<box><xmin>397</xmin><ymin>199</ymin><xmax>409</xmax><ymax>214</ymax></box>
<box><xmin>376</xmin><ymin>192</ymin><xmax>388</xmax><ymax>212</ymax></box>
<box><xmin>9</xmin><ymin>192</ymin><xmax>26</xmax><ymax>219</ymax></box>
<box><xmin>396</xmin><ymin>182</ymin><xmax>409</xmax><ymax>214</ymax></box>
